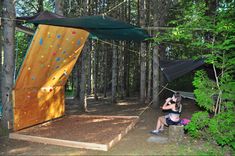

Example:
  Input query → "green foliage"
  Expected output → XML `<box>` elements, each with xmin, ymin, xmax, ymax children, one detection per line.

<box><xmin>193</xmin><ymin>70</ymin><xmax>217</xmax><ymax>111</ymax></box>
<box><xmin>208</xmin><ymin>112</ymin><xmax>235</xmax><ymax>146</ymax></box>
<box><xmin>185</xmin><ymin>111</ymin><xmax>235</xmax><ymax>148</ymax></box>
<box><xmin>15</xmin><ymin>32</ymin><xmax>32</xmax><ymax>79</ymax></box>
<box><xmin>185</xmin><ymin>111</ymin><xmax>210</xmax><ymax>138</ymax></box>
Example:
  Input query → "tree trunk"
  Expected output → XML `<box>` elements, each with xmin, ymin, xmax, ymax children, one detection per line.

<box><xmin>103</xmin><ymin>45</ymin><xmax>108</xmax><ymax>98</ymax></box>
<box><xmin>147</xmin><ymin>42</ymin><xmax>152</xmax><ymax>102</ymax></box>
<box><xmin>77</xmin><ymin>0</ymin><xmax>89</xmax><ymax>112</ymax></box>
<box><xmin>55</xmin><ymin>0</ymin><xmax>64</xmax><ymax>16</ymax></box>
<box><xmin>152</xmin><ymin>0</ymin><xmax>171</xmax><ymax>107</ymax></box>
<box><xmin>139</xmin><ymin>0</ymin><xmax>146</xmax><ymax>104</ymax></box>
<box><xmin>119</xmin><ymin>42</ymin><xmax>125</xmax><ymax>99</ymax></box>
<box><xmin>111</xmin><ymin>42</ymin><xmax>117</xmax><ymax>103</ymax></box>
<box><xmin>152</xmin><ymin>43</ymin><xmax>160</xmax><ymax>107</ymax></box>
<box><xmin>1</xmin><ymin>0</ymin><xmax>15</xmax><ymax>130</ymax></box>
<box><xmin>93</xmin><ymin>41</ymin><xmax>98</xmax><ymax>100</ymax></box>
<box><xmin>37</xmin><ymin>0</ymin><xmax>44</xmax><ymax>12</ymax></box>
<box><xmin>0</xmin><ymin>0</ymin><xmax>3</xmax><ymax>107</ymax></box>
<box><xmin>86</xmin><ymin>42</ymin><xmax>91</xmax><ymax>95</ymax></box>
<box><xmin>79</xmin><ymin>45</ymin><xmax>88</xmax><ymax>112</ymax></box>
<box><xmin>124</xmin><ymin>43</ymin><xmax>130</xmax><ymax>97</ymax></box>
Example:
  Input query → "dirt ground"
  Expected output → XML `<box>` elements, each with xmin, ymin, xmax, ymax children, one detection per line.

<box><xmin>0</xmin><ymin>96</ymin><xmax>233</xmax><ymax>155</ymax></box>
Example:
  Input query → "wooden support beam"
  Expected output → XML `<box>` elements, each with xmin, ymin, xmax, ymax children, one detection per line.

<box><xmin>107</xmin><ymin>117</ymin><xmax>139</xmax><ymax>149</ymax></box>
<box><xmin>9</xmin><ymin>133</ymin><xmax>108</xmax><ymax>151</ymax></box>
<box><xmin>16</xmin><ymin>25</ymin><xmax>34</xmax><ymax>35</ymax></box>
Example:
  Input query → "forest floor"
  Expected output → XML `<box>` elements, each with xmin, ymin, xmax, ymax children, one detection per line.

<box><xmin>0</xmin><ymin>96</ymin><xmax>233</xmax><ymax>155</ymax></box>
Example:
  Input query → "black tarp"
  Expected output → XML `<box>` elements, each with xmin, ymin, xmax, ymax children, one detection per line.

<box><xmin>159</xmin><ymin>59</ymin><xmax>205</xmax><ymax>82</ymax></box>
<box><xmin>17</xmin><ymin>11</ymin><xmax>149</xmax><ymax>41</ymax></box>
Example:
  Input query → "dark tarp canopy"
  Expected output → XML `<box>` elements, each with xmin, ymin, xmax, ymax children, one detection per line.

<box><xmin>159</xmin><ymin>59</ymin><xmax>205</xmax><ymax>82</ymax></box>
<box><xmin>17</xmin><ymin>11</ymin><xmax>149</xmax><ymax>41</ymax></box>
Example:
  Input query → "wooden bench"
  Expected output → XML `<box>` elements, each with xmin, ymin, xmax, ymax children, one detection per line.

<box><xmin>168</xmin><ymin>125</ymin><xmax>184</xmax><ymax>142</ymax></box>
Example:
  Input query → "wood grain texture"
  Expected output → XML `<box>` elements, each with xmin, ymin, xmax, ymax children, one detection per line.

<box><xmin>13</xmin><ymin>25</ymin><xmax>89</xmax><ymax>131</ymax></box>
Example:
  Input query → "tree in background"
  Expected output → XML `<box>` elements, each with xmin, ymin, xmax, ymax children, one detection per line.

<box><xmin>1</xmin><ymin>0</ymin><xmax>15</xmax><ymax>130</ymax></box>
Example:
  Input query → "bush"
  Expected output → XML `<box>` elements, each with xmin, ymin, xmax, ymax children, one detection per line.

<box><xmin>185</xmin><ymin>111</ymin><xmax>235</xmax><ymax>149</ymax></box>
<box><xmin>185</xmin><ymin>111</ymin><xmax>210</xmax><ymax>138</ymax></box>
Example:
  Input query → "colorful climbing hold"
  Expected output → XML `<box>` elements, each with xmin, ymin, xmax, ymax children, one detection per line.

<box><xmin>72</xmin><ymin>31</ymin><xmax>76</xmax><ymax>35</ymax></box>
<box><xmin>77</xmin><ymin>40</ymin><xmax>81</xmax><ymax>45</ymax></box>
<box><xmin>56</xmin><ymin>57</ymin><xmax>61</xmax><ymax>62</ymax></box>
<box><xmin>57</xmin><ymin>34</ymin><xmax>61</xmax><ymax>39</ymax></box>
<box><xmin>39</xmin><ymin>38</ymin><xmax>43</xmax><ymax>45</ymax></box>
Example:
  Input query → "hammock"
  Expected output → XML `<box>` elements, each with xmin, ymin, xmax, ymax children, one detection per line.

<box><xmin>162</xmin><ymin>85</ymin><xmax>196</xmax><ymax>100</ymax></box>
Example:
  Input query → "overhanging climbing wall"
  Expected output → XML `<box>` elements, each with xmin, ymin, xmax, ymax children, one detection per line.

<box><xmin>13</xmin><ymin>24</ymin><xmax>89</xmax><ymax>131</ymax></box>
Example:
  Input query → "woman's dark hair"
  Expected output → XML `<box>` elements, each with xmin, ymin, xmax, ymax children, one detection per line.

<box><xmin>173</xmin><ymin>92</ymin><xmax>181</xmax><ymax>110</ymax></box>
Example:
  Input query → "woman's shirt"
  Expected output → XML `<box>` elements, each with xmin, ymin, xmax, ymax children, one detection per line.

<box><xmin>169</xmin><ymin>109</ymin><xmax>181</xmax><ymax>122</ymax></box>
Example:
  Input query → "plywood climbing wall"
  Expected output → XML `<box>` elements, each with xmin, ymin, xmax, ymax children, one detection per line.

<box><xmin>13</xmin><ymin>24</ymin><xmax>89</xmax><ymax>131</ymax></box>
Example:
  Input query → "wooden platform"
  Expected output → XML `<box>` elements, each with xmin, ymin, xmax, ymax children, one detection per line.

<box><xmin>10</xmin><ymin>115</ymin><xmax>139</xmax><ymax>151</ymax></box>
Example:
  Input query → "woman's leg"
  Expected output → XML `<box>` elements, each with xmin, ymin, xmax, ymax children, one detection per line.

<box><xmin>159</xmin><ymin>116</ymin><xmax>167</xmax><ymax>130</ymax></box>
<box><xmin>156</xmin><ymin>116</ymin><xmax>165</xmax><ymax>130</ymax></box>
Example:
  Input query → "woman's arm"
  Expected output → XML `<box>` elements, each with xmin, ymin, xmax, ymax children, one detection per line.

<box><xmin>162</xmin><ymin>103</ymin><xmax>175</xmax><ymax>110</ymax></box>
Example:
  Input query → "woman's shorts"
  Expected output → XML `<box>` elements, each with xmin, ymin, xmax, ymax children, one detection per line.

<box><xmin>166</xmin><ymin>117</ymin><xmax>180</xmax><ymax>125</ymax></box>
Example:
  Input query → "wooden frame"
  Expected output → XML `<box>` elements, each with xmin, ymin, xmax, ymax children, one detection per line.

<box><xmin>9</xmin><ymin>115</ymin><xmax>139</xmax><ymax>151</ymax></box>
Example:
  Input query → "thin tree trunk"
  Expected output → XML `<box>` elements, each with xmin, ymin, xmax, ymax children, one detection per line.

<box><xmin>2</xmin><ymin>0</ymin><xmax>15</xmax><ymax>130</ymax></box>
<box><xmin>86</xmin><ymin>42</ymin><xmax>91</xmax><ymax>95</ymax></box>
<box><xmin>79</xmin><ymin>45</ymin><xmax>88</xmax><ymax>112</ymax></box>
<box><xmin>112</xmin><ymin>41</ymin><xmax>117</xmax><ymax>103</ymax></box>
<box><xmin>93</xmin><ymin>41</ymin><xmax>98</xmax><ymax>100</ymax></box>
<box><xmin>55</xmin><ymin>0</ymin><xmax>64</xmax><ymax>16</ymax></box>
<box><xmin>38</xmin><ymin>0</ymin><xmax>44</xmax><ymax>12</ymax></box>
<box><xmin>139</xmin><ymin>0</ymin><xmax>146</xmax><ymax>104</ymax></box>
<box><xmin>0</xmin><ymin>0</ymin><xmax>3</xmax><ymax>107</ymax></box>
<box><xmin>147</xmin><ymin>41</ymin><xmax>152</xmax><ymax>102</ymax></box>
<box><xmin>103</xmin><ymin>45</ymin><xmax>108</xmax><ymax>98</ymax></box>
<box><xmin>152</xmin><ymin>43</ymin><xmax>160</xmax><ymax>107</ymax></box>
<box><xmin>78</xmin><ymin>0</ymin><xmax>89</xmax><ymax>111</ymax></box>
<box><xmin>119</xmin><ymin>42</ymin><xmax>125</xmax><ymax>99</ymax></box>
<box><xmin>152</xmin><ymin>0</ymin><xmax>172</xmax><ymax>107</ymax></box>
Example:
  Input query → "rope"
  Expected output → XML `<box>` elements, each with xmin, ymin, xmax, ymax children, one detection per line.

<box><xmin>0</xmin><ymin>17</ymin><xmax>26</xmax><ymax>23</ymax></box>
<box><xmin>137</xmin><ymin>83</ymin><xmax>168</xmax><ymax>117</ymax></box>
<box><xmin>96</xmin><ymin>38</ymin><xmax>140</xmax><ymax>54</ymax></box>
<box><xmin>101</xmin><ymin>0</ymin><xmax>127</xmax><ymax>16</ymax></box>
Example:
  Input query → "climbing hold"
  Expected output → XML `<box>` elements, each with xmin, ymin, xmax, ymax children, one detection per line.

<box><xmin>57</xmin><ymin>34</ymin><xmax>61</xmax><ymax>39</ymax></box>
<box><xmin>56</xmin><ymin>57</ymin><xmax>61</xmax><ymax>62</ymax></box>
<box><xmin>72</xmin><ymin>31</ymin><xmax>76</xmax><ymax>35</ymax></box>
<box><xmin>77</xmin><ymin>40</ymin><xmax>80</xmax><ymax>45</ymax></box>
<box><xmin>28</xmin><ymin>67</ymin><xmax>31</xmax><ymax>70</ymax></box>
<box><xmin>52</xmin><ymin>52</ymin><xmax>57</xmax><ymax>56</ymax></box>
<box><xmin>39</xmin><ymin>38</ymin><xmax>43</xmax><ymax>45</ymax></box>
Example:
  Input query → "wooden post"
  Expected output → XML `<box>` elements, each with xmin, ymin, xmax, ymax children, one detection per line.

<box><xmin>168</xmin><ymin>125</ymin><xmax>184</xmax><ymax>142</ymax></box>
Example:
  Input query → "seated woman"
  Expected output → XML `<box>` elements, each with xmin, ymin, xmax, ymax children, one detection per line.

<box><xmin>151</xmin><ymin>92</ymin><xmax>182</xmax><ymax>135</ymax></box>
